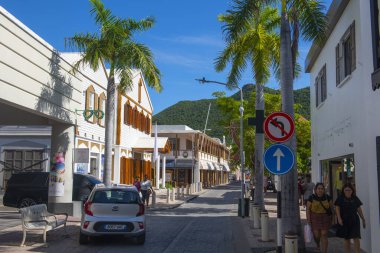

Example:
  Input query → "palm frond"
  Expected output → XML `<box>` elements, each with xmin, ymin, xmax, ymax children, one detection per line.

<box><xmin>120</xmin><ymin>17</ymin><xmax>155</xmax><ymax>33</ymax></box>
<box><xmin>117</xmin><ymin>42</ymin><xmax>162</xmax><ymax>92</ymax></box>
<box><xmin>293</xmin><ymin>0</ymin><xmax>327</xmax><ymax>43</ymax></box>
<box><xmin>89</xmin><ymin>0</ymin><xmax>115</xmax><ymax>26</ymax></box>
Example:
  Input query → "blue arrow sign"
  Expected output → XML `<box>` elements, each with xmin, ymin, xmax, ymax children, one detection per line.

<box><xmin>263</xmin><ymin>144</ymin><xmax>295</xmax><ymax>175</ymax></box>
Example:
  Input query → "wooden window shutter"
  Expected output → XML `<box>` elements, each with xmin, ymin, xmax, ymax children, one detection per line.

<box><xmin>322</xmin><ymin>66</ymin><xmax>327</xmax><ymax>102</ymax></box>
<box><xmin>350</xmin><ymin>21</ymin><xmax>356</xmax><ymax>72</ymax></box>
<box><xmin>335</xmin><ymin>45</ymin><xmax>340</xmax><ymax>85</ymax></box>
<box><xmin>128</xmin><ymin>105</ymin><xmax>132</xmax><ymax>125</ymax></box>
<box><xmin>124</xmin><ymin>104</ymin><xmax>128</xmax><ymax>124</ymax></box>
<box><xmin>93</xmin><ymin>93</ymin><xmax>98</xmax><ymax>123</ymax></box>
<box><xmin>315</xmin><ymin>77</ymin><xmax>319</xmax><ymax>107</ymax></box>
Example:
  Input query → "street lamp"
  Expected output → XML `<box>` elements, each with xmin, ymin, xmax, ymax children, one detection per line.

<box><xmin>196</xmin><ymin>77</ymin><xmax>246</xmax><ymax>217</ymax></box>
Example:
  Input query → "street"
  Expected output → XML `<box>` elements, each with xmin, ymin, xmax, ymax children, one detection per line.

<box><xmin>0</xmin><ymin>182</ymin><xmax>252</xmax><ymax>253</ymax></box>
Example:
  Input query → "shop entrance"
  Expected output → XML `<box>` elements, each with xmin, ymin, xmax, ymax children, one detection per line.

<box><xmin>321</xmin><ymin>155</ymin><xmax>355</xmax><ymax>201</ymax></box>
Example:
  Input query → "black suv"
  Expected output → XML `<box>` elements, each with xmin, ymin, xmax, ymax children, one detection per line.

<box><xmin>3</xmin><ymin>172</ymin><xmax>102</xmax><ymax>208</ymax></box>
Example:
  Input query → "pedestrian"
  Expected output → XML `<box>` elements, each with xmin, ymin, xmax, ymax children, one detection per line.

<box><xmin>141</xmin><ymin>175</ymin><xmax>153</xmax><ymax>206</ymax></box>
<box><xmin>334</xmin><ymin>183</ymin><xmax>365</xmax><ymax>253</ymax></box>
<box><xmin>306</xmin><ymin>183</ymin><xmax>333</xmax><ymax>253</ymax></box>
<box><xmin>298</xmin><ymin>177</ymin><xmax>303</xmax><ymax>206</ymax></box>
<box><xmin>263</xmin><ymin>175</ymin><xmax>268</xmax><ymax>193</ymax></box>
<box><xmin>133</xmin><ymin>177</ymin><xmax>141</xmax><ymax>192</ymax></box>
<box><xmin>302</xmin><ymin>174</ymin><xmax>315</xmax><ymax>210</ymax></box>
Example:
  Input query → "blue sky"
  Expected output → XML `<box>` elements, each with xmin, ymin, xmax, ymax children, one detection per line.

<box><xmin>1</xmin><ymin>0</ymin><xmax>332</xmax><ymax>114</ymax></box>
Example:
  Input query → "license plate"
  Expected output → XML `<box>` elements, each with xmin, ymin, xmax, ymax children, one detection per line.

<box><xmin>104</xmin><ymin>224</ymin><xmax>126</xmax><ymax>230</ymax></box>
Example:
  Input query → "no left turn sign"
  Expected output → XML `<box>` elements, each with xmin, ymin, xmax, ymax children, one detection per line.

<box><xmin>263</xmin><ymin>112</ymin><xmax>295</xmax><ymax>142</ymax></box>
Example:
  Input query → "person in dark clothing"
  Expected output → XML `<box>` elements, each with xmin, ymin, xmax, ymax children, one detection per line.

<box><xmin>334</xmin><ymin>183</ymin><xmax>365</xmax><ymax>253</ymax></box>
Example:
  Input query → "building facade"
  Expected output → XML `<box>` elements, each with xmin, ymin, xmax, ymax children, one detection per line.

<box><xmin>305</xmin><ymin>0</ymin><xmax>380</xmax><ymax>251</ymax></box>
<box><xmin>155</xmin><ymin>125</ymin><xmax>230</xmax><ymax>188</ymax></box>
<box><xmin>0</xmin><ymin>6</ymin><xmax>167</xmax><ymax>213</ymax></box>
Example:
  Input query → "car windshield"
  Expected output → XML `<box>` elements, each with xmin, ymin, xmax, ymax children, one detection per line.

<box><xmin>92</xmin><ymin>189</ymin><xmax>139</xmax><ymax>204</ymax></box>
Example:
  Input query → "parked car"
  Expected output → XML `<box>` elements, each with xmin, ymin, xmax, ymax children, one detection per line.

<box><xmin>79</xmin><ymin>184</ymin><xmax>145</xmax><ymax>245</ymax></box>
<box><xmin>3</xmin><ymin>172</ymin><xmax>102</xmax><ymax>208</ymax></box>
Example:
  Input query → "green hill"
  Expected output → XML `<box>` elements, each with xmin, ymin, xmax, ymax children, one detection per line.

<box><xmin>153</xmin><ymin>84</ymin><xmax>310</xmax><ymax>139</ymax></box>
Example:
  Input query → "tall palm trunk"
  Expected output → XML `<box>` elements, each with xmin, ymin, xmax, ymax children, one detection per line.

<box><xmin>103</xmin><ymin>70</ymin><xmax>115</xmax><ymax>187</ymax></box>
<box><xmin>254</xmin><ymin>82</ymin><xmax>265</xmax><ymax>210</ymax></box>
<box><xmin>280</xmin><ymin>10</ymin><xmax>304</xmax><ymax>251</ymax></box>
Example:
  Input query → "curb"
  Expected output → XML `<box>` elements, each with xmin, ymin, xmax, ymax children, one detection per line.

<box><xmin>148</xmin><ymin>190</ymin><xmax>208</xmax><ymax>212</ymax></box>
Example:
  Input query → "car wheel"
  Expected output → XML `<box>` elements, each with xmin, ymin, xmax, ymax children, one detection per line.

<box><xmin>135</xmin><ymin>233</ymin><xmax>145</xmax><ymax>244</ymax></box>
<box><xmin>18</xmin><ymin>198</ymin><xmax>37</xmax><ymax>208</ymax></box>
<box><xmin>79</xmin><ymin>231</ymin><xmax>89</xmax><ymax>245</ymax></box>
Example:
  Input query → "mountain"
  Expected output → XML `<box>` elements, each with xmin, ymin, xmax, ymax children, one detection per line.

<box><xmin>153</xmin><ymin>84</ymin><xmax>310</xmax><ymax>140</ymax></box>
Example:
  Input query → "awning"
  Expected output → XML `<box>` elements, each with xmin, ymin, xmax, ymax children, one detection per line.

<box><xmin>222</xmin><ymin>163</ymin><xmax>230</xmax><ymax>172</ymax></box>
<box><xmin>213</xmin><ymin>162</ymin><xmax>222</xmax><ymax>171</ymax></box>
<box><xmin>207</xmin><ymin>162</ymin><xmax>215</xmax><ymax>170</ymax></box>
<box><xmin>175</xmin><ymin>159</ymin><xmax>194</xmax><ymax>168</ymax></box>
<box><xmin>132</xmin><ymin>137</ymin><xmax>171</xmax><ymax>153</ymax></box>
<box><xmin>200</xmin><ymin>161</ymin><xmax>208</xmax><ymax>170</ymax></box>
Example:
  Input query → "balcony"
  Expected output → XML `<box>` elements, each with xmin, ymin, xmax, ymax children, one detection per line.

<box><xmin>166</xmin><ymin>150</ymin><xmax>194</xmax><ymax>159</ymax></box>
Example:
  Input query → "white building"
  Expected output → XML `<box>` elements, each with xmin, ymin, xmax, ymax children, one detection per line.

<box><xmin>305</xmin><ymin>0</ymin><xmax>380</xmax><ymax>251</ymax></box>
<box><xmin>0</xmin><ymin>6</ymin><xmax>168</xmax><ymax>214</ymax></box>
<box><xmin>155</xmin><ymin>125</ymin><xmax>230</xmax><ymax>188</ymax></box>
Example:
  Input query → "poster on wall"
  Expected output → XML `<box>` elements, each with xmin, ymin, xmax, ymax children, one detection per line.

<box><xmin>48</xmin><ymin>152</ymin><xmax>65</xmax><ymax>197</ymax></box>
<box><xmin>75</xmin><ymin>163</ymin><xmax>89</xmax><ymax>174</ymax></box>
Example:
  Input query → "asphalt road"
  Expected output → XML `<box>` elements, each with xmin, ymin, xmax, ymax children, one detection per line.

<box><xmin>0</xmin><ymin>182</ymin><xmax>252</xmax><ymax>253</ymax></box>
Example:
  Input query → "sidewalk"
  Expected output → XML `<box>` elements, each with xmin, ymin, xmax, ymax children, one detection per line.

<box><xmin>243</xmin><ymin>192</ymin><xmax>362</xmax><ymax>253</ymax></box>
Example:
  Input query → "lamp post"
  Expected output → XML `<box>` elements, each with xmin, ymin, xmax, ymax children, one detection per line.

<box><xmin>196</xmin><ymin>77</ymin><xmax>246</xmax><ymax>217</ymax></box>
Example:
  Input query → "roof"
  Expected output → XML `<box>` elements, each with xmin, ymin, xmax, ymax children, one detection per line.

<box><xmin>132</xmin><ymin>137</ymin><xmax>171</xmax><ymax>153</ymax></box>
<box><xmin>305</xmin><ymin>0</ymin><xmax>350</xmax><ymax>73</ymax></box>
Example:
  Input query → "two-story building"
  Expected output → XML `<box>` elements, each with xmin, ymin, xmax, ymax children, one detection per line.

<box><xmin>0</xmin><ymin>6</ymin><xmax>169</xmax><ymax>214</ymax></box>
<box><xmin>155</xmin><ymin>125</ymin><xmax>230</xmax><ymax>188</ymax></box>
<box><xmin>305</xmin><ymin>0</ymin><xmax>380</xmax><ymax>251</ymax></box>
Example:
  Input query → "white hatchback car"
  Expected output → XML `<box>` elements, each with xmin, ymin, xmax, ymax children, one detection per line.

<box><xmin>79</xmin><ymin>184</ymin><xmax>145</xmax><ymax>244</ymax></box>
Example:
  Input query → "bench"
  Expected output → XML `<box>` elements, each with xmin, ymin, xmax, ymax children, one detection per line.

<box><xmin>19</xmin><ymin>204</ymin><xmax>68</xmax><ymax>246</ymax></box>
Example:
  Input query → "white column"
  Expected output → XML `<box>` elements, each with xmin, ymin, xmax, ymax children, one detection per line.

<box><xmin>162</xmin><ymin>156</ymin><xmax>166</xmax><ymax>188</ymax></box>
<box><xmin>113</xmin><ymin>146</ymin><xmax>121</xmax><ymax>184</ymax></box>
<box><xmin>48</xmin><ymin>124</ymin><xmax>74</xmax><ymax>215</ymax></box>
<box><xmin>155</xmin><ymin>155</ymin><xmax>160</xmax><ymax>189</ymax></box>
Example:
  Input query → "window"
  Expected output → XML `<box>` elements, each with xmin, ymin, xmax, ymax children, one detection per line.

<box><xmin>371</xmin><ymin>0</ymin><xmax>380</xmax><ymax>69</ymax></box>
<box><xmin>370</xmin><ymin>0</ymin><xmax>380</xmax><ymax>90</ymax></box>
<box><xmin>140</xmin><ymin>112</ymin><xmax>145</xmax><ymax>132</ymax></box>
<box><xmin>169</xmin><ymin>138</ymin><xmax>177</xmax><ymax>151</ymax></box>
<box><xmin>315</xmin><ymin>65</ymin><xmax>327</xmax><ymax>107</ymax></box>
<box><xmin>336</xmin><ymin>21</ymin><xmax>356</xmax><ymax>85</ymax></box>
<box><xmin>124</xmin><ymin>102</ymin><xmax>132</xmax><ymax>125</ymax></box>
<box><xmin>186</xmin><ymin>139</ymin><xmax>192</xmax><ymax>150</ymax></box>
<box><xmin>132</xmin><ymin>107</ymin><xmax>138</xmax><ymax>128</ymax></box>
<box><xmin>146</xmin><ymin>116</ymin><xmax>151</xmax><ymax>134</ymax></box>
<box><xmin>4</xmin><ymin>150</ymin><xmax>44</xmax><ymax>171</ymax></box>
<box><xmin>85</xmin><ymin>86</ymin><xmax>97</xmax><ymax>123</ymax></box>
<box><xmin>98</xmin><ymin>93</ymin><xmax>106</xmax><ymax>127</ymax></box>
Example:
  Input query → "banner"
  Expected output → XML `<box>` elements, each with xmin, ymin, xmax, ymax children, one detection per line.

<box><xmin>48</xmin><ymin>152</ymin><xmax>65</xmax><ymax>197</ymax></box>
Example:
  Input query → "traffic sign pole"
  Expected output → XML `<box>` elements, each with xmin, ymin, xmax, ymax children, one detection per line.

<box><xmin>262</xmin><ymin>112</ymin><xmax>295</xmax><ymax>253</ymax></box>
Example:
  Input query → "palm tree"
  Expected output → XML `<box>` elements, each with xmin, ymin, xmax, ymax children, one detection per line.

<box><xmin>66</xmin><ymin>0</ymin><xmax>162</xmax><ymax>187</ymax></box>
<box><xmin>222</xmin><ymin>0</ymin><xmax>327</xmax><ymax>250</ymax></box>
<box><xmin>215</xmin><ymin>3</ymin><xmax>280</xmax><ymax>211</ymax></box>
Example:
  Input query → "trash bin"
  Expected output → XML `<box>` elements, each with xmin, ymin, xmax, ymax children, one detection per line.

<box><xmin>238</xmin><ymin>198</ymin><xmax>250</xmax><ymax>217</ymax></box>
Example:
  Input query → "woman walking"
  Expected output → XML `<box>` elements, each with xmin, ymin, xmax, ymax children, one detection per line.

<box><xmin>141</xmin><ymin>175</ymin><xmax>153</xmax><ymax>206</ymax></box>
<box><xmin>306</xmin><ymin>183</ymin><xmax>333</xmax><ymax>253</ymax></box>
<box><xmin>334</xmin><ymin>183</ymin><xmax>365</xmax><ymax>253</ymax></box>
